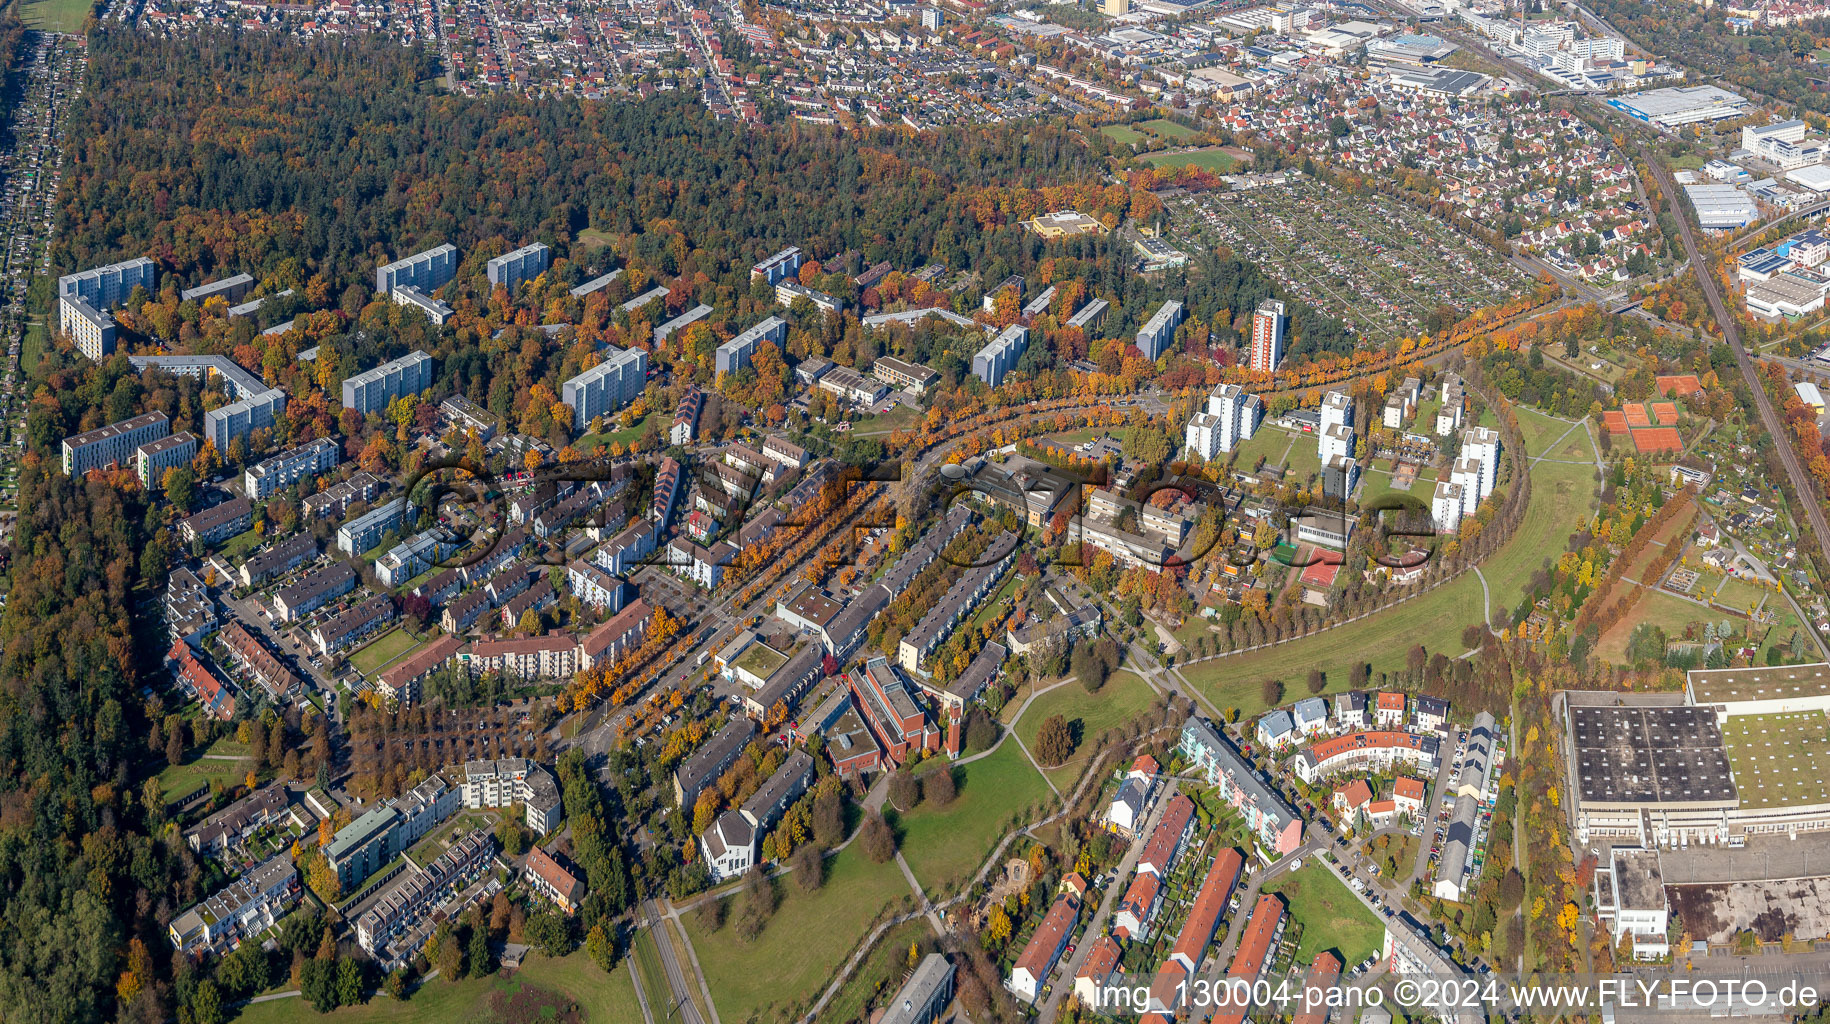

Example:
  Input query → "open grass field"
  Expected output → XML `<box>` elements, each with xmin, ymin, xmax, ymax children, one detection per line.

<box><xmin>576</xmin><ymin>409</ymin><xmax>656</xmax><ymax>452</ymax></box>
<box><xmin>349</xmin><ymin>627</ymin><xmax>425</xmax><ymax>677</ymax></box>
<box><xmin>1262</xmin><ymin>862</ymin><xmax>1384</xmax><ymax>965</ymax></box>
<box><xmin>814</xmin><ymin>918</ymin><xmax>930</xmax><ymax>1024</ymax></box>
<box><xmin>683</xmin><ymin>846</ymin><xmax>911</xmax><ymax>1024</ymax></box>
<box><xmin>217</xmin><ymin>526</ymin><xmax>267</xmax><ymax>564</ymax></box>
<box><xmin>1514</xmin><ymin>407</ymin><xmax>1578</xmax><ymax>458</ymax></box>
<box><xmin>575</xmin><ymin>227</ymin><xmax>616</xmax><ymax>250</ymax></box>
<box><xmin>229</xmin><ymin>950</ymin><xmax>641</xmax><ymax>1024</ymax></box>
<box><xmin>1722</xmin><ymin>712</ymin><xmax>1830</xmax><ymax>809</ymax></box>
<box><xmin>1595</xmin><ymin>588</ymin><xmax>1710</xmax><ymax>664</ymax></box>
<box><xmin>1711</xmin><ymin>576</ymin><xmax>1771</xmax><ymax>617</ymax></box>
<box><xmin>1228</xmin><ymin>427</ymin><xmax>1297</xmax><ymax>470</ymax></box>
<box><xmin>158</xmin><ymin>739</ymin><xmax>254</xmax><ymax>806</ymax></box>
<box><xmin>1014</xmin><ymin>671</ymin><xmax>1159</xmax><ymax>787</ymax></box>
<box><xmin>1101</xmin><ymin>124</ymin><xmax>1149</xmax><ymax>146</ymax></box>
<box><xmin>18</xmin><ymin>0</ymin><xmax>91</xmax><ymax>34</ymax></box>
<box><xmin>1181</xmin><ymin>431</ymin><xmax>1600</xmax><ymax>716</ymax></box>
<box><xmin>1139</xmin><ymin>118</ymin><xmax>1201</xmax><ymax>141</ymax></box>
<box><xmin>851</xmin><ymin>402</ymin><xmax>923</xmax><ymax>437</ymax></box>
<box><xmin>1143</xmin><ymin>148</ymin><xmax>1239</xmax><ymax>173</ymax></box>
<box><xmin>20</xmin><ymin>321</ymin><xmax>46</xmax><ymax>375</ymax></box>
<box><xmin>901</xmin><ymin>741</ymin><xmax>1053</xmax><ymax>897</ymax></box>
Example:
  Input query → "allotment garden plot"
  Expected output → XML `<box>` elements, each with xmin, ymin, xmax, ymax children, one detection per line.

<box><xmin>1166</xmin><ymin>181</ymin><xmax>1532</xmax><ymax>339</ymax></box>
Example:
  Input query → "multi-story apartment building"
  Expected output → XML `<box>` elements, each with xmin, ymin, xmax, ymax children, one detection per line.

<box><xmin>560</xmin><ymin>347</ymin><xmax>648</xmax><ymax>431</ymax></box>
<box><xmin>375</xmin><ymin>244</ymin><xmax>458</xmax><ymax>295</ymax></box>
<box><xmin>135</xmin><ymin>432</ymin><xmax>198</xmax><ymax>490</ymax></box>
<box><xmin>461</xmin><ymin>633</ymin><xmax>579</xmax><ymax>681</ymax></box>
<box><xmin>168</xmin><ymin>853</ymin><xmax>298</xmax><ymax>956</ymax></box>
<box><xmin>1248</xmin><ymin>299</ymin><xmax>1287</xmax><ymax>372</ymax></box>
<box><xmin>702</xmin><ymin>750</ymin><xmax>816</xmax><ymax>881</ymax></box>
<box><xmin>672</xmin><ymin>717</ymin><xmax>757</xmax><ymax>807</ymax></box>
<box><xmin>243</xmin><ymin>437</ymin><xmax>340</xmax><ymax>499</ymax></box>
<box><xmin>301</xmin><ymin>472</ymin><xmax>382</xmax><ymax>521</ymax></box>
<box><xmin>750</xmin><ymin>246</ymin><xmax>803</xmax><ymax>285</ymax></box>
<box><xmin>311</xmin><ymin>596</ymin><xmax>397</xmax><ymax>655</ymax></box>
<box><xmin>342</xmin><ymin>351</ymin><xmax>434</xmax><ymax>416</ymax></box>
<box><xmin>182</xmin><ymin>274</ymin><xmax>254</xmax><ymax>304</ymax></box>
<box><xmin>355</xmin><ymin>829</ymin><xmax>493</xmax><ymax>968</ymax></box>
<box><xmin>1179</xmin><ymin>716</ymin><xmax>1305</xmax><ymax>855</ymax></box>
<box><xmin>654</xmin><ymin>303</ymin><xmax>713</xmax><ymax>343</ymax></box>
<box><xmin>1185</xmin><ymin>383</ymin><xmax>1262</xmax><ymax>459</ymax></box>
<box><xmin>273</xmin><ymin>561</ymin><xmax>357</xmax><ymax>620</ymax></box>
<box><xmin>375</xmin><ymin>530</ymin><xmax>460</xmax><ymax>588</ymax></box>
<box><xmin>337</xmin><ymin>497</ymin><xmax>414</xmax><ymax>556</ymax></box>
<box><xmin>62</xmin><ymin>411</ymin><xmax>169</xmax><ymax>475</ymax></box>
<box><xmin>1136</xmin><ymin>299</ymin><xmax>1185</xmax><ymax>361</ymax></box>
<box><xmin>180</xmin><ymin>497</ymin><xmax>254</xmax><ymax>547</ymax></box>
<box><xmin>972</xmin><ymin>324</ymin><xmax>1028</xmax><ymax>387</ymax></box>
<box><xmin>715</xmin><ymin>316</ymin><xmax>789</xmax><ymax>375</ymax></box>
<box><xmin>485</xmin><ymin>242</ymin><xmax>550</xmax><ymax>294</ymax></box>
<box><xmin>459</xmin><ymin>757</ymin><xmax>565</xmax><ymax>834</ymax></box>
<box><xmin>59</xmin><ymin>257</ymin><xmax>156</xmax><ymax>359</ymax></box>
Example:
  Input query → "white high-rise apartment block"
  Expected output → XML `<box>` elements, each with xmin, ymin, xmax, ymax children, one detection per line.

<box><xmin>1450</xmin><ymin>458</ymin><xmax>1484</xmax><ymax>520</ymax></box>
<box><xmin>1320</xmin><ymin>390</ymin><xmax>1353</xmax><ymax>435</ymax></box>
<box><xmin>1461</xmin><ymin>427</ymin><xmax>1501</xmax><ymax>501</ymax></box>
<box><xmin>1432</xmin><ymin>480</ymin><xmax>1466</xmax><ymax>533</ymax></box>
<box><xmin>1185</xmin><ymin>383</ymin><xmax>1261</xmax><ymax>459</ymax></box>
<box><xmin>1320</xmin><ymin>424</ymin><xmax>1354</xmax><ymax>465</ymax></box>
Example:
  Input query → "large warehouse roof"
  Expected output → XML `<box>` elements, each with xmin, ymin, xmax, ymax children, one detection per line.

<box><xmin>1568</xmin><ymin>705</ymin><xmax>1737</xmax><ymax>807</ymax></box>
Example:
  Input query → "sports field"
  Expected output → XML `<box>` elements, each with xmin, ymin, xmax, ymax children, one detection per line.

<box><xmin>1261</xmin><ymin>862</ymin><xmax>1384</xmax><ymax>965</ymax></box>
<box><xmin>1143</xmin><ymin>148</ymin><xmax>1238</xmax><ymax>173</ymax></box>
<box><xmin>1722</xmin><ymin>712</ymin><xmax>1830</xmax><ymax>809</ymax></box>
<box><xmin>19</xmin><ymin>0</ymin><xmax>91</xmax><ymax>33</ymax></box>
<box><xmin>1101</xmin><ymin>124</ymin><xmax>1149</xmax><ymax>146</ymax></box>
<box><xmin>1139</xmin><ymin>118</ymin><xmax>1201</xmax><ymax>141</ymax></box>
<box><xmin>349</xmin><ymin>627</ymin><xmax>426</xmax><ymax>677</ymax></box>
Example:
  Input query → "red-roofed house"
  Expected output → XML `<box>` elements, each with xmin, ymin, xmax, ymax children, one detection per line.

<box><xmin>1332</xmin><ymin>779</ymin><xmax>1373</xmax><ymax>819</ymax></box>
<box><xmin>1113</xmin><ymin>871</ymin><xmax>1163</xmax><ymax>940</ymax></box>
<box><xmin>1394</xmin><ymin>776</ymin><xmax>1427</xmax><ymax>818</ymax></box>
<box><xmin>1213</xmin><ymin>894</ymin><xmax>1287</xmax><ymax>1024</ymax></box>
<box><xmin>1169</xmin><ymin>847</ymin><xmax>1244</xmax><ymax>973</ymax></box>
<box><xmin>1010</xmin><ymin>894</ymin><xmax>1080</xmax><ymax>1002</ymax></box>
<box><xmin>1074</xmin><ymin>934</ymin><xmax>1123</xmax><ymax>1007</ymax></box>
<box><xmin>1292</xmin><ymin>952</ymin><xmax>1344</xmax><ymax>1024</ymax></box>
<box><xmin>1374</xmin><ymin>691</ymin><xmax>1407</xmax><ymax>727</ymax></box>
<box><xmin>1295</xmin><ymin>730</ymin><xmax>1439</xmax><ymax>783</ymax></box>
<box><xmin>1136</xmin><ymin>794</ymin><xmax>1196</xmax><ymax>876</ymax></box>
<box><xmin>168</xmin><ymin>641</ymin><xmax>235</xmax><ymax>720</ymax></box>
<box><xmin>1149</xmin><ymin>961</ymin><xmax>1186</xmax><ymax>1015</ymax></box>
<box><xmin>1130</xmin><ymin>754</ymin><xmax>1160</xmax><ymax>779</ymax></box>
<box><xmin>524</xmin><ymin>845</ymin><xmax>585</xmax><ymax>914</ymax></box>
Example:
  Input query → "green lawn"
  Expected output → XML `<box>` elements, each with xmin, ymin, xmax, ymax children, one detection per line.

<box><xmin>576</xmin><ymin>409</ymin><xmax>657</xmax><ymax>452</ymax></box>
<box><xmin>900</xmin><ymin>741</ymin><xmax>1053</xmax><ymax>897</ymax></box>
<box><xmin>20</xmin><ymin>321</ymin><xmax>46</xmax><ymax>375</ymax></box>
<box><xmin>575</xmin><ymin>227</ymin><xmax>616</xmax><ymax>250</ymax></box>
<box><xmin>1182</xmin><ymin>428</ymin><xmax>1601</xmax><ymax>716</ymax></box>
<box><xmin>1282</xmin><ymin>436</ymin><xmax>1322</xmax><ymax>482</ymax></box>
<box><xmin>1101</xmin><ymin>124</ymin><xmax>1148</xmax><ymax>146</ymax></box>
<box><xmin>968</xmin><ymin>572</ymin><xmax>1019</xmax><ymax>631</ymax></box>
<box><xmin>1014</xmin><ymin>671</ymin><xmax>1158</xmax><ymax>787</ymax></box>
<box><xmin>1228</xmin><ymin>427</ymin><xmax>1296</xmax><ymax>469</ymax></box>
<box><xmin>814</xmin><ymin>919</ymin><xmax>931</xmax><ymax>1024</ymax></box>
<box><xmin>1261</xmin><ymin>862</ymin><xmax>1384</xmax><ymax>966</ymax></box>
<box><xmin>1514</xmin><ymin>407</ymin><xmax>1578</xmax><ymax>459</ymax></box>
<box><xmin>684</xmin><ymin>846</ymin><xmax>912</xmax><ymax>1024</ymax></box>
<box><xmin>229</xmin><ymin>950</ymin><xmax>641</xmax><ymax>1024</ymax></box>
<box><xmin>217</xmin><ymin>526</ymin><xmax>267</xmax><ymax>564</ymax></box>
<box><xmin>1142</xmin><ymin>148</ymin><xmax>1239</xmax><ymax>173</ymax></box>
<box><xmin>18</xmin><ymin>0</ymin><xmax>91</xmax><ymax>33</ymax></box>
<box><xmin>157</xmin><ymin>740</ymin><xmax>255</xmax><ymax>807</ymax></box>
<box><xmin>1711</xmin><ymin>576</ymin><xmax>1770</xmax><ymax>617</ymax></box>
<box><xmin>1139</xmin><ymin>118</ymin><xmax>1201</xmax><ymax>141</ymax></box>
<box><xmin>850</xmin><ymin>403</ymin><xmax>923</xmax><ymax>437</ymax></box>
<box><xmin>349</xmin><ymin>628</ymin><xmax>427</xmax><ymax>677</ymax></box>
